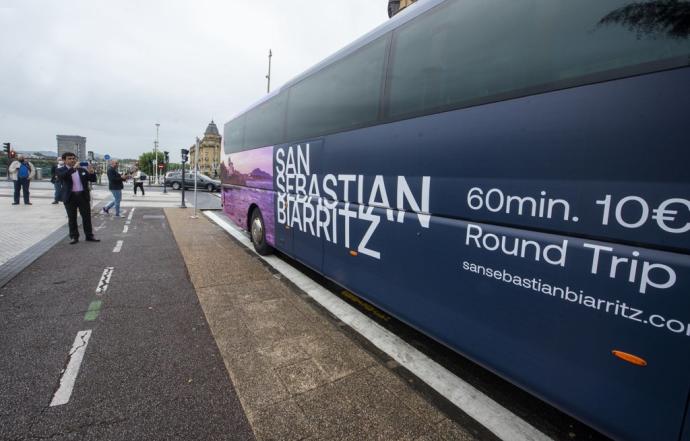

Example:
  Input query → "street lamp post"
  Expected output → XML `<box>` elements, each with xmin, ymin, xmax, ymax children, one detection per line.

<box><xmin>192</xmin><ymin>137</ymin><xmax>199</xmax><ymax>219</ymax></box>
<box><xmin>162</xmin><ymin>151</ymin><xmax>169</xmax><ymax>194</ymax></box>
<box><xmin>154</xmin><ymin>123</ymin><xmax>160</xmax><ymax>185</ymax></box>
<box><xmin>266</xmin><ymin>49</ymin><xmax>272</xmax><ymax>94</ymax></box>
<box><xmin>180</xmin><ymin>149</ymin><xmax>188</xmax><ymax>208</ymax></box>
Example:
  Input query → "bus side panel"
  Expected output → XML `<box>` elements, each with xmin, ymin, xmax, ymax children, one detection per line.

<box><xmin>221</xmin><ymin>146</ymin><xmax>276</xmax><ymax>246</ymax></box>
<box><xmin>321</xmin><ymin>206</ymin><xmax>690</xmax><ymax>441</ymax></box>
<box><xmin>312</xmin><ymin>68</ymin><xmax>690</xmax><ymax>441</ymax></box>
<box><xmin>274</xmin><ymin>141</ymin><xmax>326</xmax><ymax>270</ymax></box>
<box><xmin>684</xmin><ymin>403</ymin><xmax>690</xmax><ymax>441</ymax></box>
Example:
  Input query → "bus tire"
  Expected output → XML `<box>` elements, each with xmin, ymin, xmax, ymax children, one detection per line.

<box><xmin>250</xmin><ymin>208</ymin><xmax>273</xmax><ymax>255</ymax></box>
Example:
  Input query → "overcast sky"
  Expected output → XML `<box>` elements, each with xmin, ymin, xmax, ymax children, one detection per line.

<box><xmin>0</xmin><ymin>0</ymin><xmax>388</xmax><ymax>161</ymax></box>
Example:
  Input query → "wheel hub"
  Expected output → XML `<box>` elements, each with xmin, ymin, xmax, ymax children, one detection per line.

<box><xmin>251</xmin><ymin>217</ymin><xmax>263</xmax><ymax>244</ymax></box>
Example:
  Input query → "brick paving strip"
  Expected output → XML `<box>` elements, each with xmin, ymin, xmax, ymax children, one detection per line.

<box><xmin>165</xmin><ymin>208</ymin><xmax>480</xmax><ymax>441</ymax></box>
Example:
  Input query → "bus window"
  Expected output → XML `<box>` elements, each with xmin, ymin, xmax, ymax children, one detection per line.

<box><xmin>286</xmin><ymin>36</ymin><xmax>388</xmax><ymax>142</ymax></box>
<box><xmin>244</xmin><ymin>92</ymin><xmax>287</xmax><ymax>150</ymax></box>
<box><xmin>388</xmin><ymin>0</ymin><xmax>690</xmax><ymax>119</ymax></box>
<box><xmin>224</xmin><ymin>115</ymin><xmax>245</xmax><ymax>153</ymax></box>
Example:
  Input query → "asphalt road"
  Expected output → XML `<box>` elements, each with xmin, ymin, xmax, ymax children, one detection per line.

<box><xmin>0</xmin><ymin>206</ymin><xmax>253</xmax><ymax>441</ymax></box>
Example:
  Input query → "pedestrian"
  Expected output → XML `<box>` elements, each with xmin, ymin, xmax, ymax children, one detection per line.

<box><xmin>50</xmin><ymin>158</ymin><xmax>65</xmax><ymax>204</ymax></box>
<box><xmin>102</xmin><ymin>159</ymin><xmax>128</xmax><ymax>217</ymax></box>
<box><xmin>9</xmin><ymin>154</ymin><xmax>36</xmax><ymax>205</ymax></box>
<box><xmin>132</xmin><ymin>168</ymin><xmax>145</xmax><ymax>196</ymax></box>
<box><xmin>57</xmin><ymin>152</ymin><xmax>100</xmax><ymax>244</ymax></box>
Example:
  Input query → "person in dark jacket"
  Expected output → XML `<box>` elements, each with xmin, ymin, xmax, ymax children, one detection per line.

<box><xmin>102</xmin><ymin>159</ymin><xmax>128</xmax><ymax>217</ymax></box>
<box><xmin>57</xmin><ymin>152</ymin><xmax>100</xmax><ymax>244</ymax></box>
<box><xmin>50</xmin><ymin>158</ymin><xmax>65</xmax><ymax>204</ymax></box>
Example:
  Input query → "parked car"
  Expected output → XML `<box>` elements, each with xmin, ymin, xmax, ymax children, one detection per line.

<box><xmin>164</xmin><ymin>171</ymin><xmax>220</xmax><ymax>192</ymax></box>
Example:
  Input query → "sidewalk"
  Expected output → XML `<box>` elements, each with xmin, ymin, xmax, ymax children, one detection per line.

<box><xmin>166</xmin><ymin>209</ymin><xmax>477</xmax><ymax>441</ymax></box>
<box><xmin>0</xmin><ymin>181</ymin><xmax>181</xmax><ymax>268</ymax></box>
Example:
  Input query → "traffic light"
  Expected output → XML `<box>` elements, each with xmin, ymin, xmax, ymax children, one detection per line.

<box><xmin>2</xmin><ymin>142</ymin><xmax>9</xmax><ymax>156</ymax></box>
<box><xmin>181</xmin><ymin>149</ymin><xmax>189</xmax><ymax>163</ymax></box>
<box><xmin>164</xmin><ymin>151</ymin><xmax>169</xmax><ymax>163</ymax></box>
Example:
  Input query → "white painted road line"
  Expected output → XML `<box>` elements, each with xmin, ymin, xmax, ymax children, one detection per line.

<box><xmin>96</xmin><ymin>267</ymin><xmax>114</xmax><ymax>295</ymax></box>
<box><xmin>123</xmin><ymin>225</ymin><xmax>129</xmax><ymax>234</ymax></box>
<box><xmin>205</xmin><ymin>211</ymin><xmax>551</xmax><ymax>441</ymax></box>
<box><xmin>50</xmin><ymin>330</ymin><xmax>92</xmax><ymax>407</ymax></box>
<box><xmin>127</xmin><ymin>208</ymin><xmax>135</xmax><ymax>222</ymax></box>
<box><xmin>112</xmin><ymin>240</ymin><xmax>123</xmax><ymax>253</ymax></box>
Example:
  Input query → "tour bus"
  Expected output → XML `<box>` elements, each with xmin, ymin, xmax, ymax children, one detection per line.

<box><xmin>220</xmin><ymin>1</ymin><xmax>690</xmax><ymax>440</ymax></box>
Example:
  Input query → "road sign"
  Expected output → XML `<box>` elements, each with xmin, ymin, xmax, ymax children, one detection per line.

<box><xmin>104</xmin><ymin>154</ymin><xmax>111</xmax><ymax>160</ymax></box>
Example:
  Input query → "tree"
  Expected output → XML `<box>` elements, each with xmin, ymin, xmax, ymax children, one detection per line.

<box><xmin>137</xmin><ymin>151</ymin><xmax>165</xmax><ymax>176</ymax></box>
<box><xmin>599</xmin><ymin>0</ymin><xmax>690</xmax><ymax>39</ymax></box>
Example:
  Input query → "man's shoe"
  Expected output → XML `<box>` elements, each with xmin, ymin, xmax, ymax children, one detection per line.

<box><xmin>52</xmin><ymin>201</ymin><xmax>59</xmax><ymax>204</ymax></box>
<box><xmin>69</xmin><ymin>238</ymin><xmax>79</xmax><ymax>245</ymax></box>
<box><xmin>102</xmin><ymin>207</ymin><xmax>109</xmax><ymax>214</ymax></box>
<box><xmin>12</xmin><ymin>202</ymin><xmax>19</xmax><ymax>205</ymax></box>
<box><xmin>85</xmin><ymin>237</ymin><xmax>100</xmax><ymax>242</ymax></box>
<box><xmin>25</xmin><ymin>202</ymin><xmax>32</xmax><ymax>205</ymax></box>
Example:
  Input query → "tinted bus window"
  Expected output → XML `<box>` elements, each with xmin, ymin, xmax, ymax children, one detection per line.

<box><xmin>244</xmin><ymin>92</ymin><xmax>287</xmax><ymax>149</ymax></box>
<box><xmin>225</xmin><ymin>116</ymin><xmax>245</xmax><ymax>153</ymax></box>
<box><xmin>388</xmin><ymin>0</ymin><xmax>690</xmax><ymax>118</ymax></box>
<box><xmin>286</xmin><ymin>36</ymin><xmax>388</xmax><ymax>142</ymax></box>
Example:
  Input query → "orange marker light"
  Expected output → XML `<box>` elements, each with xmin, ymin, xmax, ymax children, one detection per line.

<box><xmin>612</xmin><ymin>350</ymin><xmax>647</xmax><ymax>366</ymax></box>
<box><xmin>349</xmin><ymin>250</ymin><xmax>358</xmax><ymax>256</ymax></box>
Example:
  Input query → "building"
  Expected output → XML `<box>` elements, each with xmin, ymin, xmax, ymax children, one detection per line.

<box><xmin>188</xmin><ymin>121</ymin><xmax>222</xmax><ymax>177</ymax></box>
<box><xmin>56</xmin><ymin>135</ymin><xmax>87</xmax><ymax>161</ymax></box>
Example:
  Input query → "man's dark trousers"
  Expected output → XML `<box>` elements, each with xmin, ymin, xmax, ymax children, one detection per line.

<box><xmin>13</xmin><ymin>178</ymin><xmax>30</xmax><ymax>204</ymax></box>
<box><xmin>64</xmin><ymin>192</ymin><xmax>94</xmax><ymax>239</ymax></box>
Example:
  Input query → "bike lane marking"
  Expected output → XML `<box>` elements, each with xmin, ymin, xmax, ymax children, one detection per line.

<box><xmin>95</xmin><ymin>267</ymin><xmax>114</xmax><ymax>295</ymax></box>
<box><xmin>83</xmin><ymin>300</ymin><xmax>103</xmax><ymax>321</ymax></box>
<box><xmin>50</xmin><ymin>330</ymin><xmax>92</xmax><ymax>407</ymax></box>
<box><xmin>113</xmin><ymin>240</ymin><xmax>124</xmax><ymax>253</ymax></box>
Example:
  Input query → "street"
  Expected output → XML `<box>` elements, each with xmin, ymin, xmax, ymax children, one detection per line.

<box><xmin>0</xmin><ymin>204</ymin><xmax>252</xmax><ymax>440</ymax></box>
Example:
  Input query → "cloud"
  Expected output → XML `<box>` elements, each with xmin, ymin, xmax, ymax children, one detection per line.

<box><xmin>0</xmin><ymin>0</ymin><xmax>387</xmax><ymax>160</ymax></box>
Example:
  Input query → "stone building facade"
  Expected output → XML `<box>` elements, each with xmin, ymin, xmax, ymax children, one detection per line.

<box><xmin>56</xmin><ymin>135</ymin><xmax>87</xmax><ymax>161</ymax></box>
<box><xmin>189</xmin><ymin>121</ymin><xmax>222</xmax><ymax>177</ymax></box>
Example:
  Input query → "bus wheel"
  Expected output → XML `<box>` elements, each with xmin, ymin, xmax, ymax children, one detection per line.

<box><xmin>250</xmin><ymin>208</ymin><xmax>273</xmax><ymax>255</ymax></box>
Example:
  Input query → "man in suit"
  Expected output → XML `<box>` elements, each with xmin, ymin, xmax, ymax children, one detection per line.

<box><xmin>57</xmin><ymin>152</ymin><xmax>100</xmax><ymax>244</ymax></box>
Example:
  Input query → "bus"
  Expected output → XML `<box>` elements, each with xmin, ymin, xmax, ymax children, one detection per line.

<box><xmin>219</xmin><ymin>1</ymin><xmax>690</xmax><ymax>440</ymax></box>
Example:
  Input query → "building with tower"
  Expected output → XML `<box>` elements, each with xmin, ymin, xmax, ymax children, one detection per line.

<box><xmin>188</xmin><ymin>121</ymin><xmax>222</xmax><ymax>177</ymax></box>
<box><xmin>56</xmin><ymin>135</ymin><xmax>87</xmax><ymax>161</ymax></box>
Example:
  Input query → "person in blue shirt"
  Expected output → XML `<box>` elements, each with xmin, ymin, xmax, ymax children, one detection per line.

<box><xmin>9</xmin><ymin>155</ymin><xmax>36</xmax><ymax>205</ymax></box>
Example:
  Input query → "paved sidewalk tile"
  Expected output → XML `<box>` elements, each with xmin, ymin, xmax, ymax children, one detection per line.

<box><xmin>166</xmin><ymin>208</ymin><xmax>478</xmax><ymax>441</ymax></box>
